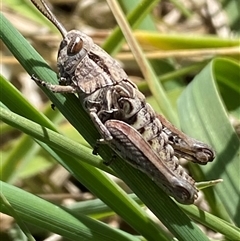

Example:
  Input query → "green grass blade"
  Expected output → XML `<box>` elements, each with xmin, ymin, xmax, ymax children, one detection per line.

<box><xmin>0</xmin><ymin>181</ymin><xmax>138</xmax><ymax>241</ymax></box>
<box><xmin>179</xmin><ymin>203</ymin><xmax>240</xmax><ymax>241</ymax></box>
<box><xmin>178</xmin><ymin>58</ymin><xmax>240</xmax><ymax>226</ymax></box>
<box><xmin>103</xmin><ymin>0</ymin><xmax>158</xmax><ymax>54</ymax></box>
<box><xmin>0</xmin><ymin>192</ymin><xmax>35</xmax><ymax>241</ymax></box>
<box><xmin>0</xmin><ymin>106</ymin><xmax>110</xmax><ymax>173</ymax></box>
<box><xmin>68</xmin><ymin>194</ymin><xmax>240</xmax><ymax>241</ymax></box>
<box><xmin>135</xmin><ymin>31</ymin><xmax>240</xmax><ymax>50</ymax></box>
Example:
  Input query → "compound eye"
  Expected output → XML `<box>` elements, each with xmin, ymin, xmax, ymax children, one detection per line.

<box><xmin>67</xmin><ymin>36</ymin><xmax>83</xmax><ymax>55</ymax></box>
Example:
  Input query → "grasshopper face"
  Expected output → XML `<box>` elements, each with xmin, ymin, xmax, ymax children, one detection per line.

<box><xmin>57</xmin><ymin>30</ymin><xmax>94</xmax><ymax>86</ymax></box>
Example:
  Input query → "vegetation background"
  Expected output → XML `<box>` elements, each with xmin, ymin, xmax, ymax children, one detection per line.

<box><xmin>1</xmin><ymin>0</ymin><xmax>239</xmax><ymax>241</ymax></box>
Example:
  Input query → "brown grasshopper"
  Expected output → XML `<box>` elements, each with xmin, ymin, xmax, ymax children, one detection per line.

<box><xmin>30</xmin><ymin>0</ymin><xmax>215</xmax><ymax>204</ymax></box>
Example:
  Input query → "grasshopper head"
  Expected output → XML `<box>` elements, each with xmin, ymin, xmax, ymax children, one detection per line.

<box><xmin>56</xmin><ymin>30</ymin><xmax>94</xmax><ymax>85</ymax></box>
<box><xmin>30</xmin><ymin>1</ymin><xmax>94</xmax><ymax>86</ymax></box>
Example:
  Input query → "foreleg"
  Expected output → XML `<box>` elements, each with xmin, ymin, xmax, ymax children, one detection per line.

<box><xmin>32</xmin><ymin>75</ymin><xmax>79</xmax><ymax>93</ymax></box>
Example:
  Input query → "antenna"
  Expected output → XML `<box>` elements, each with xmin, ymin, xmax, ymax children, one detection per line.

<box><xmin>31</xmin><ymin>0</ymin><xmax>67</xmax><ymax>38</ymax></box>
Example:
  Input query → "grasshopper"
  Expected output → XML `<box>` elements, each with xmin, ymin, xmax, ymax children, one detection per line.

<box><xmin>30</xmin><ymin>0</ymin><xmax>215</xmax><ymax>204</ymax></box>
